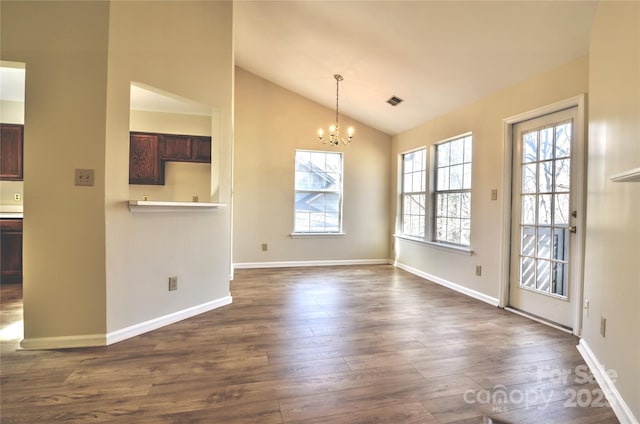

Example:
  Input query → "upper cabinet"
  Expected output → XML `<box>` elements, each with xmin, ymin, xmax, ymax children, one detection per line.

<box><xmin>160</xmin><ymin>134</ymin><xmax>192</xmax><ymax>162</ymax></box>
<box><xmin>130</xmin><ymin>132</ymin><xmax>164</xmax><ymax>185</ymax></box>
<box><xmin>189</xmin><ymin>136</ymin><xmax>212</xmax><ymax>163</ymax></box>
<box><xmin>129</xmin><ymin>131</ymin><xmax>211</xmax><ymax>185</ymax></box>
<box><xmin>160</xmin><ymin>134</ymin><xmax>211</xmax><ymax>163</ymax></box>
<box><xmin>0</xmin><ymin>124</ymin><xmax>24</xmax><ymax>181</ymax></box>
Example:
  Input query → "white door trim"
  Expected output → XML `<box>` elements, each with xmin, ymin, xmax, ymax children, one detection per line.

<box><xmin>499</xmin><ymin>94</ymin><xmax>587</xmax><ymax>336</ymax></box>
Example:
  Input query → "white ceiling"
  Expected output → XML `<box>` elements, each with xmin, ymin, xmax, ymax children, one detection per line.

<box><xmin>129</xmin><ymin>84</ymin><xmax>212</xmax><ymax>116</ymax></box>
<box><xmin>0</xmin><ymin>73</ymin><xmax>211</xmax><ymax>116</ymax></box>
<box><xmin>0</xmin><ymin>65</ymin><xmax>25</xmax><ymax>102</ymax></box>
<box><xmin>1</xmin><ymin>1</ymin><xmax>598</xmax><ymax>136</ymax></box>
<box><xmin>234</xmin><ymin>1</ymin><xmax>598</xmax><ymax>135</ymax></box>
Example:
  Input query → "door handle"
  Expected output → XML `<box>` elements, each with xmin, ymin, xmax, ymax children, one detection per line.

<box><xmin>569</xmin><ymin>225</ymin><xmax>577</xmax><ymax>233</ymax></box>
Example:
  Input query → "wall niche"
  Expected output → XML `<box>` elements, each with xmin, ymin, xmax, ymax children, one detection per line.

<box><xmin>128</xmin><ymin>82</ymin><xmax>219</xmax><ymax>203</ymax></box>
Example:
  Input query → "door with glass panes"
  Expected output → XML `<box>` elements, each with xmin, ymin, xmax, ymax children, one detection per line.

<box><xmin>509</xmin><ymin>107</ymin><xmax>580</xmax><ymax>329</ymax></box>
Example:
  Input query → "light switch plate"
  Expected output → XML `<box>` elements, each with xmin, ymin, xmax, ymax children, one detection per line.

<box><xmin>169</xmin><ymin>276</ymin><xmax>178</xmax><ymax>291</ymax></box>
<box><xmin>75</xmin><ymin>169</ymin><xmax>95</xmax><ymax>186</ymax></box>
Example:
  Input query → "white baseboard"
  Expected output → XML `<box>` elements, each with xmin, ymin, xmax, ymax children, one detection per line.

<box><xmin>20</xmin><ymin>295</ymin><xmax>233</xmax><ymax>350</ymax></box>
<box><xmin>106</xmin><ymin>295</ymin><xmax>232</xmax><ymax>345</ymax></box>
<box><xmin>21</xmin><ymin>334</ymin><xmax>107</xmax><ymax>350</ymax></box>
<box><xmin>394</xmin><ymin>261</ymin><xmax>499</xmax><ymax>307</ymax></box>
<box><xmin>234</xmin><ymin>259</ymin><xmax>391</xmax><ymax>269</ymax></box>
<box><xmin>577</xmin><ymin>339</ymin><xmax>638</xmax><ymax>424</ymax></box>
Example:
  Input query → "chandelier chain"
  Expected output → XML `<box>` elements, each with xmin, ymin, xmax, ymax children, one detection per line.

<box><xmin>335</xmin><ymin>75</ymin><xmax>340</xmax><ymax>126</ymax></box>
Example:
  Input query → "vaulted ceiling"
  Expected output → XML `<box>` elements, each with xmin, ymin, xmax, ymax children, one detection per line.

<box><xmin>234</xmin><ymin>1</ymin><xmax>598</xmax><ymax>135</ymax></box>
<box><xmin>1</xmin><ymin>1</ymin><xmax>598</xmax><ymax>136</ymax></box>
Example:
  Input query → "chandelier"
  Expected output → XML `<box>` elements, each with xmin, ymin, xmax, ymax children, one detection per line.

<box><xmin>317</xmin><ymin>74</ymin><xmax>353</xmax><ymax>146</ymax></box>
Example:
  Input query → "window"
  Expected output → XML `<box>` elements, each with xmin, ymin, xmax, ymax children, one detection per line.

<box><xmin>294</xmin><ymin>150</ymin><xmax>343</xmax><ymax>233</ymax></box>
<box><xmin>433</xmin><ymin>134</ymin><xmax>472</xmax><ymax>246</ymax></box>
<box><xmin>400</xmin><ymin>148</ymin><xmax>427</xmax><ymax>238</ymax></box>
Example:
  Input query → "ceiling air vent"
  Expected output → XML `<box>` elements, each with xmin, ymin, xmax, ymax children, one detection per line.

<box><xmin>386</xmin><ymin>96</ymin><xmax>403</xmax><ymax>106</ymax></box>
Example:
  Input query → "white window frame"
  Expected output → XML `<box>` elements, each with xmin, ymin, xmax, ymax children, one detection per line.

<box><xmin>399</xmin><ymin>147</ymin><xmax>427</xmax><ymax>239</ymax></box>
<box><xmin>431</xmin><ymin>133</ymin><xmax>473</xmax><ymax>248</ymax></box>
<box><xmin>292</xmin><ymin>149</ymin><xmax>344</xmax><ymax>235</ymax></box>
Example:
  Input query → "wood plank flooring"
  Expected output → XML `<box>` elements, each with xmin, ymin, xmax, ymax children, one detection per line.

<box><xmin>0</xmin><ymin>265</ymin><xmax>619</xmax><ymax>423</ymax></box>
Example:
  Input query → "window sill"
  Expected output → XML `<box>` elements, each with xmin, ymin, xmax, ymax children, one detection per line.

<box><xmin>290</xmin><ymin>232</ymin><xmax>345</xmax><ymax>239</ymax></box>
<box><xmin>394</xmin><ymin>234</ymin><xmax>473</xmax><ymax>256</ymax></box>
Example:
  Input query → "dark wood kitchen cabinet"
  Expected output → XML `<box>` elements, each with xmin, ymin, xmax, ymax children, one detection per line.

<box><xmin>190</xmin><ymin>136</ymin><xmax>212</xmax><ymax>163</ymax></box>
<box><xmin>160</xmin><ymin>134</ymin><xmax>191</xmax><ymax>161</ymax></box>
<box><xmin>129</xmin><ymin>131</ymin><xmax>211</xmax><ymax>185</ymax></box>
<box><xmin>160</xmin><ymin>134</ymin><xmax>211</xmax><ymax>163</ymax></box>
<box><xmin>0</xmin><ymin>219</ymin><xmax>23</xmax><ymax>283</ymax></box>
<box><xmin>0</xmin><ymin>124</ymin><xmax>24</xmax><ymax>181</ymax></box>
<box><xmin>129</xmin><ymin>132</ymin><xmax>164</xmax><ymax>185</ymax></box>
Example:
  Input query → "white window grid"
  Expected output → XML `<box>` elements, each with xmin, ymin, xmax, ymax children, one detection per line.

<box><xmin>432</xmin><ymin>134</ymin><xmax>472</xmax><ymax>247</ymax></box>
<box><xmin>400</xmin><ymin>148</ymin><xmax>427</xmax><ymax>238</ymax></box>
<box><xmin>294</xmin><ymin>150</ymin><xmax>343</xmax><ymax>233</ymax></box>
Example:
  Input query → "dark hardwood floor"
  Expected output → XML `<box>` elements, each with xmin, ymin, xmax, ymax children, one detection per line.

<box><xmin>0</xmin><ymin>265</ymin><xmax>619</xmax><ymax>423</ymax></box>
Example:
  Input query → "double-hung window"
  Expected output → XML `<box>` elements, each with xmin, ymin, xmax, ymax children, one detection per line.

<box><xmin>294</xmin><ymin>150</ymin><xmax>343</xmax><ymax>233</ymax></box>
<box><xmin>400</xmin><ymin>148</ymin><xmax>427</xmax><ymax>238</ymax></box>
<box><xmin>433</xmin><ymin>134</ymin><xmax>472</xmax><ymax>246</ymax></box>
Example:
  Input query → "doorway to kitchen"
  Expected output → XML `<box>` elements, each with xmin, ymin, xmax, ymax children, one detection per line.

<box><xmin>0</xmin><ymin>61</ymin><xmax>26</xmax><ymax>344</ymax></box>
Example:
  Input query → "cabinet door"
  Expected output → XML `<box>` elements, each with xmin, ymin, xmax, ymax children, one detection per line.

<box><xmin>0</xmin><ymin>219</ymin><xmax>23</xmax><ymax>283</ymax></box>
<box><xmin>0</xmin><ymin>124</ymin><xmax>24</xmax><ymax>181</ymax></box>
<box><xmin>129</xmin><ymin>133</ymin><xmax>164</xmax><ymax>185</ymax></box>
<box><xmin>191</xmin><ymin>136</ymin><xmax>211</xmax><ymax>163</ymax></box>
<box><xmin>160</xmin><ymin>135</ymin><xmax>191</xmax><ymax>161</ymax></box>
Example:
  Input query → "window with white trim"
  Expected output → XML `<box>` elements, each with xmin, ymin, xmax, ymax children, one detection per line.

<box><xmin>433</xmin><ymin>134</ymin><xmax>472</xmax><ymax>246</ymax></box>
<box><xmin>400</xmin><ymin>148</ymin><xmax>427</xmax><ymax>238</ymax></box>
<box><xmin>294</xmin><ymin>150</ymin><xmax>343</xmax><ymax>233</ymax></box>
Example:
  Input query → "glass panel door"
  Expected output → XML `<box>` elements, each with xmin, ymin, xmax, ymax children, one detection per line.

<box><xmin>509</xmin><ymin>107</ymin><xmax>579</xmax><ymax>329</ymax></box>
<box><xmin>518</xmin><ymin>121</ymin><xmax>571</xmax><ymax>298</ymax></box>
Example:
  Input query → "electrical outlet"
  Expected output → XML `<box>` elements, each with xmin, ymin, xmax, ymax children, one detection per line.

<box><xmin>261</xmin><ymin>243</ymin><xmax>268</xmax><ymax>252</ymax></box>
<box><xmin>168</xmin><ymin>276</ymin><xmax>178</xmax><ymax>291</ymax></box>
<box><xmin>584</xmin><ymin>299</ymin><xmax>590</xmax><ymax>317</ymax></box>
<box><xmin>475</xmin><ymin>265</ymin><xmax>482</xmax><ymax>276</ymax></box>
<box><xmin>74</xmin><ymin>168</ymin><xmax>95</xmax><ymax>186</ymax></box>
<box><xmin>600</xmin><ymin>316</ymin><xmax>606</xmax><ymax>337</ymax></box>
<box><xmin>13</xmin><ymin>193</ymin><xmax>21</xmax><ymax>201</ymax></box>
<box><xmin>491</xmin><ymin>189</ymin><xmax>498</xmax><ymax>201</ymax></box>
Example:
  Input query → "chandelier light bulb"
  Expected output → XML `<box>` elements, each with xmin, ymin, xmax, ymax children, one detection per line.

<box><xmin>317</xmin><ymin>74</ymin><xmax>354</xmax><ymax>146</ymax></box>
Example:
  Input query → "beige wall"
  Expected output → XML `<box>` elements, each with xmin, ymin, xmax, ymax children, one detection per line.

<box><xmin>104</xmin><ymin>1</ymin><xmax>233</xmax><ymax>332</ymax></box>
<box><xmin>129</xmin><ymin>110</ymin><xmax>212</xmax><ymax>202</ymax></box>
<box><xmin>233</xmin><ymin>68</ymin><xmax>391</xmax><ymax>265</ymax></box>
<box><xmin>584</xmin><ymin>1</ymin><xmax>640</xmax><ymax>420</ymax></box>
<box><xmin>391</xmin><ymin>56</ymin><xmax>589</xmax><ymax>301</ymax></box>
<box><xmin>0</xmin><ymin>0</ymin><xmax>234</xmax><ymax>345</ymax></box>
<box><xmin>1</xmin><ymin>1</ymin><xmax>109</xmax><ymax>340</ymax></box>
